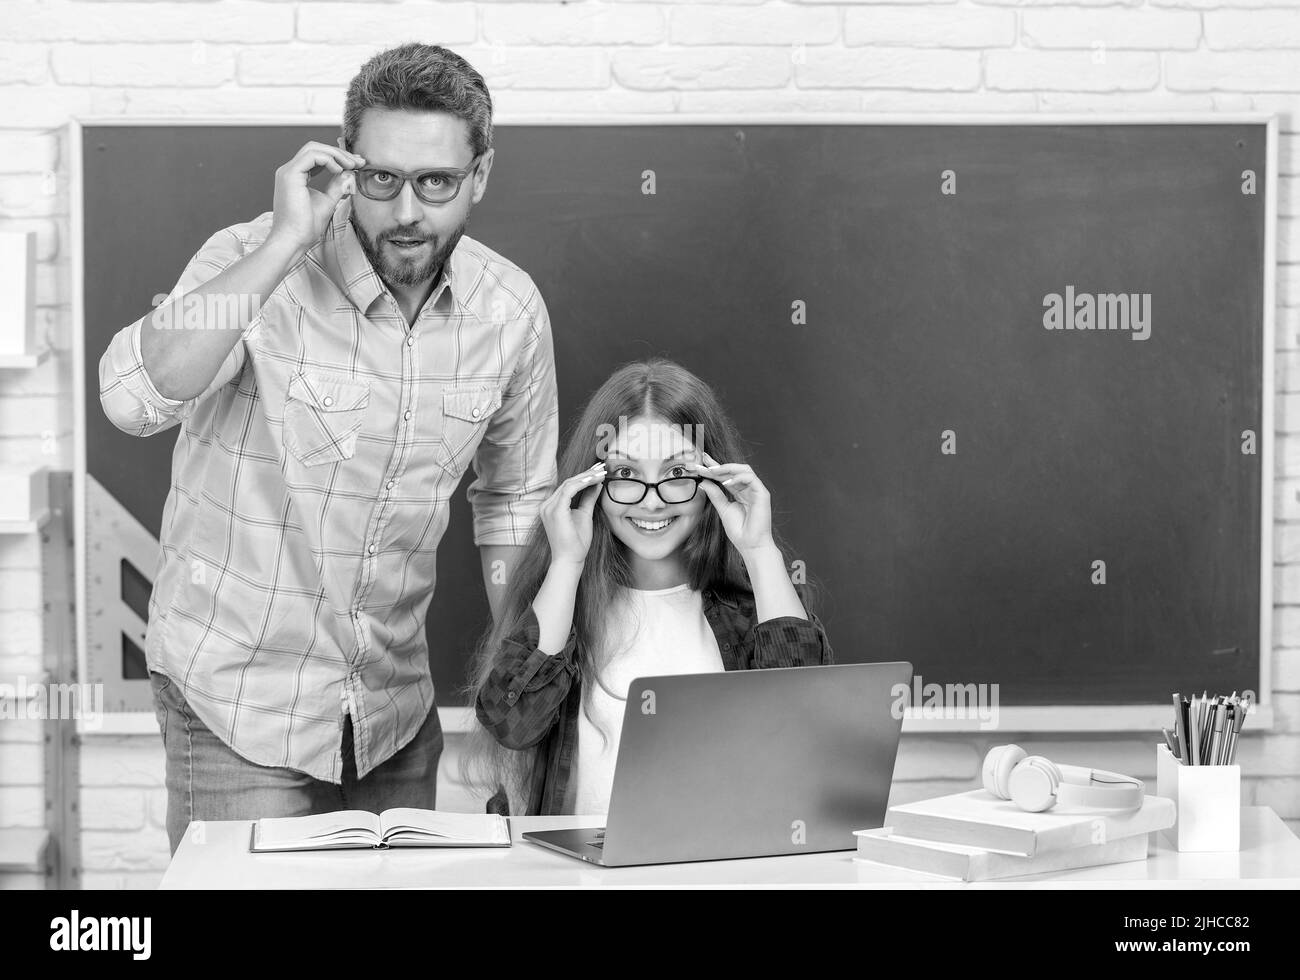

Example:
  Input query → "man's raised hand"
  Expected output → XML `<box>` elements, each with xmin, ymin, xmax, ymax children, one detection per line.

<box><xmin>268</xmin><ymin>142</ymin><xmax>366</xmax><ymax>256</ymax></box>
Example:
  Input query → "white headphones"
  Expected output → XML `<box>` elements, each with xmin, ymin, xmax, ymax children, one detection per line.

<box><xmin>982</xmin><ymin>744</ymin><xmax>1145</xmax><ymax>813</ymax></box>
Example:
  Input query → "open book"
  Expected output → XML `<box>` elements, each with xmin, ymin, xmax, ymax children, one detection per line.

<box><xmin>250</xmin><ymin>809</ymin><xmax>511</xmax><ymax>852</ymax></box>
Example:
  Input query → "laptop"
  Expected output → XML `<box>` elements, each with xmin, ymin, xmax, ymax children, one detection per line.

<box><xmin>522</xmin><ymin>661</ymin><xmax>913</xmax><ymax>867</ymax></box>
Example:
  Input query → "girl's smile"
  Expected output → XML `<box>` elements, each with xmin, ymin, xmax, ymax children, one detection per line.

<box><xmin>627</xmin><ymin>516</ymin><xmax>677</xmax><ymax>533</ymax></box>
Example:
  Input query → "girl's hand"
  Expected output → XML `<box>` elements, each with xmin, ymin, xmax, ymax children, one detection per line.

<box><xmin>692</xmin><ymin>452</ymin><xmax>775</xmax><ymax>555</ymax></box>
<box><xmin>539</xmin><ymin>463</ymin><xmax>606</xmax><ymax>567</ymax></box>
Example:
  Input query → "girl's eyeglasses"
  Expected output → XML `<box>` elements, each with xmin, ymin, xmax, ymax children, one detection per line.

<box><xmin>352</xmin><ymin>156</ymin><xmax>482</xmax><ymax>205</ymax></box>
<box><xmin>602</xmin><ymin>475</ymin><xmax>708</xmax><ymax>506</ymax></box>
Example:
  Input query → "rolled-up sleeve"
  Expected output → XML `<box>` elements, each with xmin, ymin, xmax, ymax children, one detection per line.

<box><xmin>474</xmin><ymin>605</ymin><xmax>579</xmax><ymax>751</ymax></box>
<box><xmin>745</xmin><ymin>584</ymin><xmax>834</xmax><ymax>669</ymax></box>
<box><xmin>751</xmin><ymin>609</ymin><xmax>834</xmax><ymax>669</ymax></box>
<box><xmin>97</xmin><ymin>223</ymin><xmax>255</xmax><ymax>437</ymax></box>
<box><xmin>467</xmin><ymin>288</ymin><xmax>559</xmax><ymax>546</ymax></box>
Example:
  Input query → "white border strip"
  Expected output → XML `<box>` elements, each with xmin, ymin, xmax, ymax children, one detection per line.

<box><xmin>71</xmin><ymin>118</ymin><xmax>89</xmax><ymax>736</ymax></box>
<box><xmin>1260</xmin><ymin>116</ymin><xmax>1278</xmax><ymax>721</ymax></box>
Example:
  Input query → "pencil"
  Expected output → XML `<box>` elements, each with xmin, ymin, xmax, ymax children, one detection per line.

<box><xmin>1172</xmin><ymin>693</ymin><xmax>1188</xmax><ymax>765</ymax></box>
<box><xmin>1211</xmin><ymin>701</ymin><xmax>1227</xmax><ymax>765</ymax></box>
<box><xmin>1190</xmin><ymin>694</ymin><xmax>1201</xmax><ymax>766</ymax></box>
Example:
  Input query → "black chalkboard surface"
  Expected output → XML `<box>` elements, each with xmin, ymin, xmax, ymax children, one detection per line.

<box><xmin>81</xmin><ymin>121</ymin><xmax>1269</xmax><ymax>709</ymax></box>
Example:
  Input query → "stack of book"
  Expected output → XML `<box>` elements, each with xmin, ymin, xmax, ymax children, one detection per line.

<box><xmin>854</xmin><ymin>790</ymin><xmax>1176</xmax><ymax>882</ymax></box>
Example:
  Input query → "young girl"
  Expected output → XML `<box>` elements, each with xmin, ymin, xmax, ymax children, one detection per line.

<box><xmin>462</xmin><ymin>358</ymin><xmax>832</xmax><ymax>816</ymax></box>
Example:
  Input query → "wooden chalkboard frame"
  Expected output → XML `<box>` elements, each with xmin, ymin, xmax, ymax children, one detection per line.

<box><xmin>70</xmin><ymin>113</ymin><xmax>1278</xmax><ymax>736</ymax></box>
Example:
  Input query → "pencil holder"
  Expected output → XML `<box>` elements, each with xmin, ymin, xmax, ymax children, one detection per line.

<box><xmin>1155</xmin><ymin>743</ymin><xmax>1240</xmax><ymax>852</ymax></box>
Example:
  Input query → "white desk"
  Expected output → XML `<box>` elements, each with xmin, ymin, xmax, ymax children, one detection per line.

<box><xmin>158</xmin><ymin>807</ymin><xmax>1300</xmax><ymax>889</ymax></box>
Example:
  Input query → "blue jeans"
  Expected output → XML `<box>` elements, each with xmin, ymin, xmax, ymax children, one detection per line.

<box><xmin>149</xmin><ymin>671</ymin><xmax>442</xmax><ymax>855</ymax></box>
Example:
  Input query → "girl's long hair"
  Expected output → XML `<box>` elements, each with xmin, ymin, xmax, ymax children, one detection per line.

<box><xmin>459</xmin><ymin>357</ymin><xmax>815</xmax><ymax>813</ymax></box>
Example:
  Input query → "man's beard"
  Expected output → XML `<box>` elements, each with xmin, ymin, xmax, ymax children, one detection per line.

<box><xmin>350</xmin><ymin>211</ymin><xmax>470</xmax><ymax>289</ymax></box>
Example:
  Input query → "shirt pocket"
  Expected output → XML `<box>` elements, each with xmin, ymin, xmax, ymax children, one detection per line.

<box><xmin>435</xmin><ymin>386</ymin><xmax>503</xmax><ymax>478</ymax></box>
<box><xmin>282</xmin><ymin>370</ymin><xmax>371</xmax><ymax>466</ymax></box>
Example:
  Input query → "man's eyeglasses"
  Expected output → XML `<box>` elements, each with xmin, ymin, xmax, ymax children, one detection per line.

<box><xmin>352</xmin><ymin>156</ymin><xmax>482</xmax><ymax>205</ymax></box>
<box><xmin>602</xmin><ymin>475</ymin><xmax>709</xmax><ymax>506</ymax></box>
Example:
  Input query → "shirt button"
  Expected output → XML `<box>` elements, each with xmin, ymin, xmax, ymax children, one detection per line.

<box><xmin>404</xmin><ymin>410</ymin><xmax>412</xmax><ymax>421</ymax></box>
<box><xmin>386</xmin><ymin>479</ymin><xmax>395</xmax><ymax>490</ymax></box>
<box><xmin>471</xmin><ymin>407</ymin><xmax>480</xmax><ymax>419</ymax></box>
<box><xmin>723</xmin><ymin>643</ymin><xmax>731</xmax><ymax>651</ymax></box>
<box><xmin>368</xmin><ymin>544</ymin><xmax>376</xmax><ymax>555</ymax></box>
<box><xmin>507</xmin><ymin>691</ymin><xmax>517</xmax><ymax>702</ymax></box>
<box><xmin>406</xmin><ymin>336</ymin><xmax>414</xmax><ymax>347</ymax></box>
<box><xmin>353</xmin><ymin>610</ymin><xmax>362</xmax><ymax>619</ymax></box>
<box><xmin>322</xmin><ymin>396</ymin><xmax>334</xmax><ymax>407</ymax></box>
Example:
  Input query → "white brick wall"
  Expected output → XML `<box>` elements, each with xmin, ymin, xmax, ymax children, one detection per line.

<box><xmin>2</xmin><ymin>0</ymin><xmax>1298</xmax><ymax>887</ymax></box>
<box><xmin>0</xmin><ymin>505</ymin><xmax>49</xmax><ymax>887</ymax></box>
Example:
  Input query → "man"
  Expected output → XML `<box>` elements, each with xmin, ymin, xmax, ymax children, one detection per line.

<box><xmin>98</xmin><ymin>43</ymin><xmax>558</xmax><ymax>854</ymax></box>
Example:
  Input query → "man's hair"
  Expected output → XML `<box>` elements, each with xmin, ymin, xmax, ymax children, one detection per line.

<box><xmin>343</xmin><ymin>43</ymin><xmax>493</xmax><ymax>158</ymax></box>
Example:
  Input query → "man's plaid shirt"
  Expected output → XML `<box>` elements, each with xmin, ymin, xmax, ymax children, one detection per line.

<box><xmin>476</xmin><ymin>586</ymin><xmax>833</xmax><ymax>815</ymax></box>
<box><xmin>99</xmin><ymin>199</ymin><xmax>558</xmax><ymax>781</ymax></box>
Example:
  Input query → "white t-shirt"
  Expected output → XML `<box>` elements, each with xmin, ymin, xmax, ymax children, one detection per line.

<box><xmin>566</xmin><ymin>583</ymin><xmax>724</xmax><ymax>817</ymax></box>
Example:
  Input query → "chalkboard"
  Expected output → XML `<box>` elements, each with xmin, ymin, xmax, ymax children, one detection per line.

<box><xmin>80</xmin><ymin>120</ymin><xmax>1270</xmax><ymax>709</ymax></box>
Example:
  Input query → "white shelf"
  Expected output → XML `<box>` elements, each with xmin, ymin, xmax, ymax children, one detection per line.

<box><xmin>0</xmin><ymin>349</ymin><xmax>51</xmax><ymax>369</ymax></box>
<box><xmin>0</xmin><ymin>508</ymin><xmax>50</xmax><ymax>534</ymax></box>
<box><xmin>0</xmin><ymin>828</ymin><xmax>49</xmax><ymax>873</ymax></box>
<box><xmin>80</xmin><ymin>711</ymin><xmax>157</xmax><ymax>735</ymax></box>
<box><xmin>82</xmin><ymin>703</ymin><xmax>1275</xmax><ymax>736</ymax></box>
